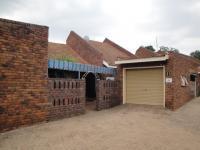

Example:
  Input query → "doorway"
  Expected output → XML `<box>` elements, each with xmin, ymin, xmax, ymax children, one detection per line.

<box><xmin>85</xmin><ymin>73</ymin><xmax>96</xmax><ymax>110</ymax></box>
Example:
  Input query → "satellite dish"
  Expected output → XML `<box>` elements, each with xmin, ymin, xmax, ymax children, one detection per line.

<box><xmin>83</xmin><ymin>35</ymin><xmax>90</xmax><ymax>41</ymax></box>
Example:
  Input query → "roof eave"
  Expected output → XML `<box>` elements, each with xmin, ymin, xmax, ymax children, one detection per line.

<box><xmin>115</xmin><ymin>55</ymin><xmax>169</xmax><ymax>65</ymax></box>
<box><xmin>103</xmin><ymin>60</ymin><xmax>117</xmax><ymax>68</ymax></box>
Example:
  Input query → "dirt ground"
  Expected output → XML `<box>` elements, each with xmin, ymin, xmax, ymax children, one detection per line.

<box><xmin>1</xmin><ymin>98</ymin><xmax>200</xmax><ymax>150</ymax></box>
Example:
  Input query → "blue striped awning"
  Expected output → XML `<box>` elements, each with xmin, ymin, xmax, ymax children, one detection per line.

<box><xmin>48</xmin><ymin>59</ymin><xmax>116</xmax><ymax>75</ymax></box>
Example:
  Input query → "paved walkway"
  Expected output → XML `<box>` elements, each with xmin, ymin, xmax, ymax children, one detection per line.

<box><xmin>0</xmin><ymin>98</ymin><xmax>200</xmax><ymax>150</ymax></box>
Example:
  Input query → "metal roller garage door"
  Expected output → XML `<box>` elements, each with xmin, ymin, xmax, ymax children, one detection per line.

<box><xmin>125</xmin><ymin>67</ymin><xmax>164</xmax><ymax>106</ymax></box>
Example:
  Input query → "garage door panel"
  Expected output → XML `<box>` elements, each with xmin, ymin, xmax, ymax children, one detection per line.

<box><xmin>126</xmin><ymin>68</ymin><xmax>164</xmax><ymax>106</ymax></box>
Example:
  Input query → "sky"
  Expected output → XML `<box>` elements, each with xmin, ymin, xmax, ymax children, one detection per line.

<box><xmin>0</xmin><ymin>0</ymin><xmax>200</xmax><ymax>55</ymax></box>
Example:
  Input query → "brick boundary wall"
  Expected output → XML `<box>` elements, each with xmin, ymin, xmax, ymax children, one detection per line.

<box><xmin>96</xmin><ymin>80</ymin><xmax>121</xmax><ymax>110</ymax></box>
<box><xmin>0</xmin><ymin>18</ymin><xmax>49</xmax><ymax>132</ymax></box>
<box><xmin>48</xmin><ymin>79</ymin><xmax>85</xmax><ymax>120</ymax></box>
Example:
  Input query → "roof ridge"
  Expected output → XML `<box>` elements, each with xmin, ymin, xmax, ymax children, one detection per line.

<box><xmin>169</xmin><ymin>51</ymin><xmax>200</xmax><ymax>64</ymax></box>
<box><xmin>143</xmin><ymin>47</ymin><xmax>160</xmax><ymax>55</ymax></box>
<box><xmin>88</xmin><ymin>40</ymin><xmax>102</xmax><ymax>44</ymax></box>
<box><xmin>66</xmin><ymin>31</ymin><xmax>103</xmax><ymax>66</ymax></box>
<box><xmin>135</xmin><ymin>46</ymin><xmax>161</xmax><ymax>58</ymax></box>
<box><xmin>48</xmin><ymin>42</ymin><xmax>66</xmax><ymax>45</ymax></box>
<box><xmin>103</xmin><ymin>38</ymin><xmax>135</xmax><ymax>57</ymax></box>
<box><xmin>67</xmin><ymin>31</ymin><xmax>102</xmax><ymax>55</ymax></box>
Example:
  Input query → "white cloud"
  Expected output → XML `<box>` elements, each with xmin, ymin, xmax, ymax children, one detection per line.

<box><xmin>0</xmin><ymin>0</ymin><xmax>200</xmax><ymax>54</ymax></box>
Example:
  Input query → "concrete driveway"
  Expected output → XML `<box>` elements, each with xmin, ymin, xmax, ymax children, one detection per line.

<box><xmin>1</xmin><ymin>98</ymin><xmax>200</xmax><ymax>150</ymax></box>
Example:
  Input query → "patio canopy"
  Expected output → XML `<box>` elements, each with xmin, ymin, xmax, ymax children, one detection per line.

<box><xmin>48</xmin><ymin>59</ymin><xmax>116</xmax><ymax>76</ymax></box>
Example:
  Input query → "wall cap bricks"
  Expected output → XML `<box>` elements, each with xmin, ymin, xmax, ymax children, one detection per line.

<box><xmin>0</xmin><ymin>18</ymin><xmax>49</xmax><ymax>29</ymax></box>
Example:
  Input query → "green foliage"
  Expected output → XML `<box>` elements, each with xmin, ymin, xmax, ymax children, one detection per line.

<box><xmin>190</xmin><ymin>50</ymin><xmax>200</xmax><ymax>60</ymax></box>
<box><xmin>160</xmin><ymin>46</ymin><xmax>179</xmax><ymax>53</ymax></box>
<box><xmin>57</xmin><ymin>56</ymin><xmax>76</xmax><ymax>62</ymax></box>
<box><xmin>145</xmin><ymin>45</ymin><xmax>155</xmax><ymax>52</ymax></box>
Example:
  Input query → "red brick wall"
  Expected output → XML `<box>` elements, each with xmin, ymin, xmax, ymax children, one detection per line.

<box><xmin>196</xmin><ymin>74</ymin><xmax>200</xmax><ymax>96</ymax></box>
<box><xmin>165</xmin><ymin>53</ymin><xmax>175</xmax><ymax>109</ymax></box>
<box><xmin>116</xmin><ymin>65</ymin><xmax>123</xmax><ymax>105</ymax></box>
<box><xmin>0</xmin><ymin>18</ymin><xmax>49</xmax><ymax>132</ymax></box>
<box><xmin>67</xmin><ymin>31</ymin><xmax>103</xmax><ymax>66</ymax></box>
<box><xmin>96</xmin><ymin>80</ymin><xmax>120</xmax><ymax>110</ymax></box>
<box><xmin>48</xmin><ymin>79</ymin><xmax>85</xmax><ymax>120</ymax></box>
<box><xmin>117</xmin><ymin>52</ymin><xmax>200</xmax><ymax>110</ymax></box>
<box><xmin>168</xmin><ymin>52</ymin><xmax>200</xmax><ymax>109</ymax></box>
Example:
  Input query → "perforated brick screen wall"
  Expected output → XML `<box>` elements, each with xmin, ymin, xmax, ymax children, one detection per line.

<box><xmin>48</xmin><ymin>79</ymin><xmax>85</xmax><ymax>120</ymax></box>
<box><xmin>96</xmin><ymin>80</ymin><xmax>121</xmax><ymax>110</ymax></box>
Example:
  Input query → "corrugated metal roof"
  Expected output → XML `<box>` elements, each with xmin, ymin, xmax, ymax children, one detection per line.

<box><xmin>48</xmin><ymin>59</ymin><xmax>116</xmax><ymax>75</ymax></box>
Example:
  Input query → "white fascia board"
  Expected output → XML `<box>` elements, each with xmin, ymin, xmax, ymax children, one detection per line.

<box><xmin>103</xmin><ymin>60</ymin><xmax>117</xmax><ymax>68</ymax></box>
<box><xmin>115</xmin><ymin>55</ymin><xmax>169</xmax><ymax>65</ymax></box>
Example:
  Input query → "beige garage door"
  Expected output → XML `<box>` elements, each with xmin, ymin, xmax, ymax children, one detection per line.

<box><xmin>126</xmin><ymin>68</ymin><xmax>164</xmax><ymax>106</ymax></box>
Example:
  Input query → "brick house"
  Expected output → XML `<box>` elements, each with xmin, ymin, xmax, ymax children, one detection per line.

<box><xmin>48</xmin><ymin>30</ymin><xmax>134</xmax><ymax>105</ymax></box>
<box><xmin>1</xmin><ymin>17</ymin><xmax>200</xmax><ymax>132</ymax></box>
<box><xmin>116</xmin><ymin>47</ymin><xmax>200</xmax><ymax>110</ymax></box>
<box><xmin>0</xmin><ymin>18</ymin><xmax>132</xmax><ymax>132</ymax></box>
<box><xmin>49</xmin><ymin>31</ymin><xmax>135</xmax><ymax>67</ymax></box>
<box><xmin>48</xmin><ymin>31</ymin><xmax>135</xmax><ymax>79</ymax></box>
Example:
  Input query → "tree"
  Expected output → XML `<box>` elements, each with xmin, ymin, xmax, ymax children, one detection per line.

<box><xmin>145</xmin><ymin>45</ymin><xmax>155</xmax><ymax>52</ymax></box>
<box><xmin>160</xmin><ymin>46</ymin><xmax>179</xmax><ymax>53</ymax></box>
<box><xmin>190</xmin><ymin>50</ymin><xmax>200</xmax><ymax>60</ymax></box>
